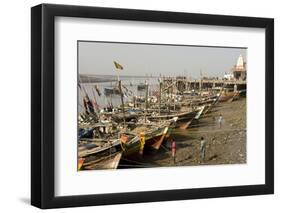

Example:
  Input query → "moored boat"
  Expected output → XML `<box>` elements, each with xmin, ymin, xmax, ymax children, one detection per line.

<box><xmin>148</xmin><ymin>109</ymin><xmax>198</xmax><ymax>130</ymax></box>
<box><xmin>218</xmin><ymin>91</ymin><xmax>239</xmax><ymax>102</ymax></box>
<box><xmin>119</xmin><ymin>133</ymin><xmax>141</xmax><ymax>157</ymax></box>
<box><xmin>78</xmin><ymin>138</ymin><xmax>122</xmax><ymax>170</ymax></box>
<box><xmin>137</xmin><ymin>83</ymin><xmax>146</xmax><ymax>91</ymax></box>
<box><xmin>120</xmin><ymin>118</ymin><xmax>175</xmax><ymax>154</ymax></box>
<box><xmin>104</xmin><ymin>87</ymin><xmax>120</xmax><ymax>96</ymax></box>
<box><xmin>194</xmin><ymin>105</ymin><xmax>205</xmax><ymax>120</ymax></box>
<box><xmin>82</xmin><ymin>152</ymin><xmax>122</xmax><ymax>170</ymax></box>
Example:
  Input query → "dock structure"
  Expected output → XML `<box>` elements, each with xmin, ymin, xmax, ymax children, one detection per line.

<box><xmin>161</xmin><ymin>54</ymin><xmax>247</xmax><ymax>92</ymax></box>
<box><xmin>162</xmin><ymin>77</ymin><xmax>246</xmax><ymax>92</ymax></box>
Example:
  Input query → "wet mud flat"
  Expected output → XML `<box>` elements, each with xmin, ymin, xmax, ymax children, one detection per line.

<box><xmin>119</xmin><ymin>98</ymin><xmax>247</xmax><ymax>168</ymax></box>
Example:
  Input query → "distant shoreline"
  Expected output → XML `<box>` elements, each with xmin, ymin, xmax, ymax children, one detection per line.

<box><xmin>79</xmin><ymin>74</ymin><xmax>158</xmax><ymax>83</ymax></box>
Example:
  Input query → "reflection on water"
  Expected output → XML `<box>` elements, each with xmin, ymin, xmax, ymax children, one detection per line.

<box><xmin>79</xmin><ymin>76</ymin><xmax>159</xmax><ymax>112</ymax></box>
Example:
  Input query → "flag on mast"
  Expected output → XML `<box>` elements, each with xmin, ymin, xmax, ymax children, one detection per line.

<box><xmin>114</xmin><ymin>61</ymin><xmax>124</xmax><ymax>70</ymax></box>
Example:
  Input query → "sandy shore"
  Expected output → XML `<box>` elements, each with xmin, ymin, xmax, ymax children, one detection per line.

<box><xmin>120</xmin><ymin>97</ymin><xmax>247</xmax><ymax>168</ymax></box>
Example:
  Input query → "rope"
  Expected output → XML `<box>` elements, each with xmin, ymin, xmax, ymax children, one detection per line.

<box><xmin>160</xmin><ymin>144</ymin><xmax>170</xmax><ymax>152</ymax></box>
<box><xmin>118</xmin><ymin>164</ymin><xmax>158</xmax><ymax>168</ymax></box>
<box><xmin>121</xmin><ymin>157</ymin><xmax>156</xmax><ymax>167</ymax></box>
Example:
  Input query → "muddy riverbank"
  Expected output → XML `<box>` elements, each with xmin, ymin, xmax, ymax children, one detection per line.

<box><xmin>119</xmin><ymin>97</ymin><xmax>247</xmax><ymax>168</ymax></box>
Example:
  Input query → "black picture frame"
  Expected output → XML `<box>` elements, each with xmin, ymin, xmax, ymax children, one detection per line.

<box><xmin>31</xmin><ymin>3</ymin><xmax>274</xmax><ymax>209</ymax></box>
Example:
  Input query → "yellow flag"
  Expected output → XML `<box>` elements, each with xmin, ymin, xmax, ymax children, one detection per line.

<box><xmin>114</xmin><ymin>61</ymin><xmax>124</xmax><ymax>70</ymax></box>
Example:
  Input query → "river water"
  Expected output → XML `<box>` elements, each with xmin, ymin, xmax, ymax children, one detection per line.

<box><xmin>79</xmin><ymin>76</ymin><xmax>159</xmax><ymax>112</ymax></box>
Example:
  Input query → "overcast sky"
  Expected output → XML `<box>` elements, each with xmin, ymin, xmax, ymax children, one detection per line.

<box><xmin>78</xmin><ymin>41</ymin><xmax>246</xmax><ymax>79</ymax></box>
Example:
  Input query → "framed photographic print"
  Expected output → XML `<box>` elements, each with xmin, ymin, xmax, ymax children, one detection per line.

<box><xmin>31</xmin><ymin>4</ymin><xmax>274</xmax><ymax>209</ymax></box>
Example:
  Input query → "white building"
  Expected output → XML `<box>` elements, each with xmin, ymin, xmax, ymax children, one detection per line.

<box><xmin>231</xmin><ymin>54</ymin><xmax>247</xmax><ymax>80</ymax></box>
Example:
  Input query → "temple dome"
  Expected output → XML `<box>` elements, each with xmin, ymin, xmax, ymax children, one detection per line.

<box><xmin>236</xmin><ymin>54</ymin><xmax>245</xmax><ymax>70</ymax></box>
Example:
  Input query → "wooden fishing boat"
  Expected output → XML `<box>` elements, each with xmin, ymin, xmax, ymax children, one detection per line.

<box><xmin>78</xmin><ymin>111</ymin><xmax>98</xmax><ymax>124</ymax></box>
<box><xmin>218</xmin><ymin>91</ymin><xmax>238</xmax><ymax>102</ymax></box>
<box><xmin>239</xmin><ymin>89</ymin><xmax>247</xmax><ymax>97</ymax></box>
<box><xmin>194</xmin><ymin>105</ymin><xmax>205</xmax><ymax>120</ymax></box>
<box><xmin>148</xmin><ymin>109</ymin><xmax>198</xmax><ymax>130</ymax></box>
<box><xmin>137</xmin><ymin>83</ymin><xmax>146</xmax><ymax>91</ymax></box>
<box><xmin>165</xmin><ymin>117</ymin><xmax>178</xmax><ymax>137</ymax></box>
<box><xmin>104</xmin><ymin>87</ymin><xmax>120</xmax><ymax>96</ymax></box>
<box><xmin>111</xmin><ymin>112</ymin><xmax>142</xmax><ymax>123</ymax></box>
<box><xmin>78</xmin><ymin>158</ymin><xmax>85</xmax><ymax>171</ymax></box>
<box><xmin>192</xmin><ymin>95</ymin><xmax>219</xmax><ymax>117</ymax></box>
<box><xmin>82</xmin><ymin>152</ymin><xmax>122</xmax><ymax>170</ymax></box>
<box><xmin>135</xmin><ymin>120</ymin><xmax>174</xmax><ymax>150</ymax></box>
<box><xmin>202</xmin><ymin>103</ymin><xmax>213</xmax><ymax>115</ymax></box>
<box><xmin>78</xmin><ymin>138</ymin><xmax>122</xmax><ymax>170</ymax></box>
<box><xmin>182</xmin><ymin>95</ymin><xmax>217</xmax><ymax>107</ymax></box>
<box><xmin>79</xmin><ymin>137</ymin><xmax>120</xmax><ymax>157</ymax></box>
<box><xmin>78</xmin><ymin>121</ymin><xmax>118</xmax><ymax>140</ymax></box>
<box><xmin>119</xmin><ymin>133</ymin><xmax>141</xmax><ymax>157</ymax></box>
<box><xmin>120</xmin><ymin>119</ymin><xmax>174</xmax><ymax>154</ymax></box>
<box><xmin>142</xmin><ymin>124</ymin><xmax>169</xmax><ymax>150</ymax></box>
<box><xmin>78</xmin><ymin>127</ymin><xmax>94</xmax><ymax>139</ymax></box>
<box><xmin>228</xmin><ymin>91</ymin><xmax>240</xmax><ymax>102</ymax></box>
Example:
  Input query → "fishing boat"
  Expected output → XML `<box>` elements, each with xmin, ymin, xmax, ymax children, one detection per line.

<box><xmin>104</xmin><ymin>87</ymin><xmax>120</xmax><ymax>96</ymax></box>
<box><xmin>82</xmin><ymin>152</ymin><xmax>122</xmax><ymax>170</ymax></box>
<box><xmin>182</xmin><ymin>90</ymin><xmax>199</xmax><ymax>96</ymax></box>
<box><xmin>78</xmin><ymin>111</ymin><xmax>98</xmax><ymax>124</ymax></box>
<box><xmin>119</xmin><ymin>133</ymin><xmax>142</xmax><ymax>157</ymax></box>
<box><xmin>137</xmin><ymin>83</ymin><xmax>146</xmax><ymax>91</ymax></box>
<box><xmin>78</xmin><ymin>138</ymin><xmax>120</xmax><ymax>158</ymax></box>
<box><xmin>78</xmin><ymin>137</ymin><xmax>122</xmax><ymax>170</ymax></box>
<box><xmin>218</xmin><ymin>90</ymin><xmax>239</xmax><ymax>102</ymax></box>
<box><xmin>79</xmin><ymin>121</ymin><xmax>118</xmax><ymax>140</ymax></box>
<box><xmin>135</xmin><ymin>119</ymin><xmax>175</xmax><ymax>150</ymax></box>
<box><xmin>78</xmin><ymin>127</ymin><xmax>94</xmax><ymax>139</ymax></box>
<box><xmin>148</xmin><ymin>109</ymin><xmax>198</xmax><ymax>130</ymax></box>
<box><xmin>202</xmin><ymin>103</ymin><xmax>213</xmax><ymax>115</ymax></box>
<box><xmin>119</xmin><ymin>118</ymin><xmax>175</xmax><ymax>156</ymax></box>
<box><xmin>111</xmin><ymin>111</ymin><xmax>142</xmax><ymax>123</ymax></box>
<box><xmin>141</xmin><ymin>123</ymin><xmax>169</xmax><ymax>150</ymax></box>
<box><xmin>239</xmin><ymin>89</ymin><xmax>247</xmax><ymax>97</ymax></box>
<box><xmin>194</xmin><ymin>105</ymin><xmax>206</xmax><ymax>120</ymax></box>
<box><xmin>228</xmin><ymin>91</ymin><xmax>240</xmax><ymax>102</ymax></box>
<box><xmin>78</xmin><ymin>158</ymin><xmax>85</xmax><ymax>170</ymax></box>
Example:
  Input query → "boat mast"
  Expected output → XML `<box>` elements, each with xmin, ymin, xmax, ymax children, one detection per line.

<box><xmin>172</xmin><ymin>78</ymin><xmax>176</xmax><ymax>111</ymax></box>
<box><xmin>159</xmin><ymin>79</ymin><xmax>162</xmax><ymax>115</ymax></box>
<box><xmin>168</xmin><ymin>77</ymin><xmax>171</xmax><ymax>114</ymax></box>
<box><xmin>145</xmin><ymin>80</ymin><xmax>149</xmax><ymax>123</ymax></box>
<box><xmin>114</xmin><ymin>61</ymin><xmax>126</xmax><ymax>126</ymax></box>
<box><xmin>91</xmin><ymin>87</ymin><xmax>99</xmax><ymax>113</ymax></box>
<box><xmin>118</xmin><ymin>80</ymin><xmax>126</xmax><ymax>126</ymax></box>
<box><xmin>200</xmin><ymin>69</ymin><xmax>202</xmax><ymax>93</ymax></box>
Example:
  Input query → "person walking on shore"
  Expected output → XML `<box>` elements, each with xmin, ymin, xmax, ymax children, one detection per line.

<box><xmin>218</xmin><ymin>114</ymin><xmax>223</xmax><ymax>129</ymax></box>
<box><xmin>171</xmin><ymin>138</ymin><xmax>176</xmax><ymax>164</ymax></box>
<box><xmin>200</xmin><ymin>137</ymin><xmax>206</xmax><ymax>163</ymax></box>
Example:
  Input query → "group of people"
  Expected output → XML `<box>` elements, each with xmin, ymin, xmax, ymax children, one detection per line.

<box><xmin>170</xmin><ymin>136</ymin><xmax>206</xmax><ymax>164</ymax></box>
